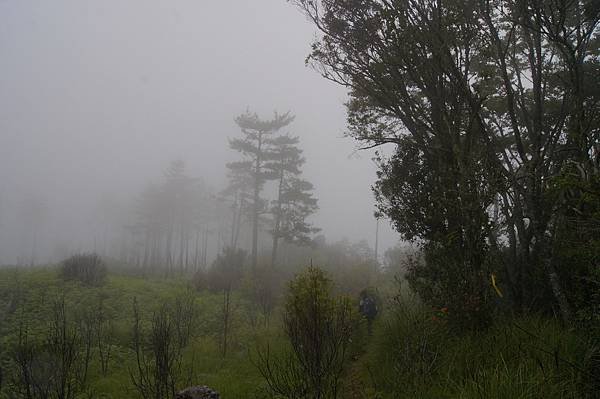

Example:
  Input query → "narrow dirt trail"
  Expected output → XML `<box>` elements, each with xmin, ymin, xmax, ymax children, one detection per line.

<box><xmin>341</xmin><ymin>327</ymin><xmax>380</xmax><ymax>399</ymax></box>
<box><xmin>342</xmin><ymin>357</ymin><xmax>368</xmax><ymax>399</ymax></box>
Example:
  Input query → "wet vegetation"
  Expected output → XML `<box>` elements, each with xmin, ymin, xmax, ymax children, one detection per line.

<box><xmin>1</xmin><ymin>0</ymin><xmax>600</xmax><ymax>398</ymax></box>
<box><xmin>1</xmin><ymin>248</ymin><xmax>598</xmax><ymax>398</ymax></box>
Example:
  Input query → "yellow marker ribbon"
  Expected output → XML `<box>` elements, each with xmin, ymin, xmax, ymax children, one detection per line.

<box><xmin>491</xmin><ymin>273</ymin><xmax>503</xmax><ymax>298</ymax></box>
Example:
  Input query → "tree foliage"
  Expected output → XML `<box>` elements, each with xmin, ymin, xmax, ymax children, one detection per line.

<box><xmin>228</xmin><ymin>111</ymin><xmax>295</xmax><ymax>269</ymax></box>
<box><xmin>292</xmin><ymin>0</ymin><xmax>600</xmax><ymax>324</ymax></box>
<box><xmin>60</xmin><ymin>253</ymin><xmax>107</xmax><ymax>286</ymax></box>
<box><xmin>267</xmin><ymin>134</ymin><xmax>319</xmax><ymax>267</ymax></box>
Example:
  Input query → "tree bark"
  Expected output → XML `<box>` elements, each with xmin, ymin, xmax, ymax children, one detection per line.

<box><xmin>271</xmin><ymin>167</ymin><xmax>285</xmax><ymax>268</ymax></box>
<box><xmin>251</xmin><ymin>131</ymin><xmax>263</xmax><ymax>270</ymax></box>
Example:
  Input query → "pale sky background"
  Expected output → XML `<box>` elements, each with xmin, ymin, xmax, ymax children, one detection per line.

<box><xmin>0</xmin><ymin>0</ymin><xmax>399</xmax><ymax>264</ymax></box>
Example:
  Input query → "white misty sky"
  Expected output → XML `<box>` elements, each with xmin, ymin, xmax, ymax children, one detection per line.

<box><xmin>0</xmin><ymin>0</ymin><xmax>399</xmax><ymax>263</ymax></box>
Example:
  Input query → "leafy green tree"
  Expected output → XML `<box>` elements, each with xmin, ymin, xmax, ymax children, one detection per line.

<box><xmin>373</xmin><ymin>136</ymin><xmax>495</xmax><ymax>326</ymax></box>
<box><xmin>292</xmin><ymin>0</ymin><xmax>600</xmax><ymax>322</ymax></box>
<box><xmin>551</xmin><ymin>157</ymin><xmax>600</xmax><ymax>328</ymax></box>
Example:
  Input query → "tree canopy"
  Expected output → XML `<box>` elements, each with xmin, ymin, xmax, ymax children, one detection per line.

<box><xmin>293</xmin><ymin>0</ymin><xmax>600</xmax><ymax>324</ymax></box>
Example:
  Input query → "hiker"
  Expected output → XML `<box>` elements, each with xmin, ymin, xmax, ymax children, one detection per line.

<box><xmin>359</xmin><ymin>289</ymin><xmax>378</xmax><ymax>334</ymax></box>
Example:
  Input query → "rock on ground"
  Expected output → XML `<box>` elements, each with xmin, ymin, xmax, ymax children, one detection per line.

<box><xmin>174</xmin><ymin>386</ymin><xmax>220</xmax><ymax>399</ymax></box>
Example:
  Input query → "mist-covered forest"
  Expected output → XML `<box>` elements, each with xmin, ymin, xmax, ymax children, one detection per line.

<box><xmin>1</xmin><ymin>1</ymin><xmax>599</xmax><ymax>398</ymax></box>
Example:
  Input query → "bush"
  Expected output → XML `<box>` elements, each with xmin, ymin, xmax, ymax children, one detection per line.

<box><xmin>367</xmin><ymin>293</ymin><xmax>592</xmax><ymax>399</ymax></box>
<box><xmin>206</xmin><ymin>247</ymin><xmax>246</xmax><ymax>356</ymax></box>
<box><xmin>406</xmin><ymin>243</ymin><xmax>495</xmax><ymax>330</ymax></box>
<box><xmin>129</xmin><ymin>295</ymin><xmax>196</xmax><ymax>399</ymax></box>
<box><xmin>241</xmin><ymin>264</ymin><xmax>285</xmax><ymax>328</ymax></box>
<box><xmin>551</xmin><ymin>160</ymin><xmax>600</xmax><ymax>328</ymax></box>
<box><xmin>369</xmin><ymin>284</ymin><xmax>446</xmax><ymax>394</ymax></box>
<box><xmin>255</xmin><ymin>266</ymin><xmax>356</xmax><ymax>399</ymax></box>
<box><xmin>191</xmin><ymin>268</ymin><xmax>209</xmax><ymax>291</ymax></box>
<box><xmin>206</xmin><ymin>248</ymin><xmax>245</xmax><ymax>293</ymax></box>
<box><xmin>60</xmin><ymin>253</ymin><xmax>107</xmax><ymax>286</ymax></box>
<box><xmin>9</xmin><ymin>298</ymin><xmax>89</xmax><ymax>399</ymax></box>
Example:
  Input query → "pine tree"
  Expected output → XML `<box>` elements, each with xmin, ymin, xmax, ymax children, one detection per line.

<box><xmin>227</xmin><ymin>111</ymin><xmax>295</xmax><ymax>269</ymax></box>
<box><xmin>266</xmin><ymin>135</ymin><xmax>319</xmax><ymax>267</ymax></box>
<box><xmin>222</xmin><ymin>158</ymin><xmax>254</xmax><ymax>251</ymax></box>
<box><xmin>133</xmin><ymin>160</ymin><xmax>206</xmax><ymax>272</ymax></box>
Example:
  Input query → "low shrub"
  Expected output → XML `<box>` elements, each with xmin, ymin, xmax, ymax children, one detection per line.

<box><xmin>130</xmin><ymin>296</ymin><xmax>196</xmax><ymax>399</ymax></box>
<box><xmin>368</xmin><ymin>304</ymin><xmax>591</xmax><ymax>398</ymax></box>
<box><xmin>8</xmin><ymin>299</ymin><xmax>89</xmax><ymax>398</ymax></box>
<box><xmin>255</xmin><ymin>266</ymin><xmax>357</xmax><ymax>399</ymax></box>
<box><xmin>60</xmin><ymin>253</ymin><xmax>107</xmax><ymax>286</ymax></box>
<box><xmin>405</xmin><ymin>243</ymin><xmax>495</xmax><ymax>330</ymax></box>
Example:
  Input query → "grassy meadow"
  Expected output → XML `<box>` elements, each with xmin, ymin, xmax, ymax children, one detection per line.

<box><xmin>0</xmin><ymin>266</ymin><xmax>270</xmax><ymax>398</ymax></box>
<box><xmin>0</xmin><ymin>265</ymin><xmax>597</xmax><ymax>399</ymax></box>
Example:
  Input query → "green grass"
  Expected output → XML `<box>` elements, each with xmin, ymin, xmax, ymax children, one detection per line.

<box><xmin>360</xmin><ymin>300</ymin><xmax>597</xmax><ymax>399</ymax></box>
<box><xmin>1</xmin><ymin>267</ymin><xmax>596</xmax><ymax>398</ymax></box>
<box><xmin>0</xmin><ymin>266</ymin><xmax>273</xmax><ymax>398</ymax></box>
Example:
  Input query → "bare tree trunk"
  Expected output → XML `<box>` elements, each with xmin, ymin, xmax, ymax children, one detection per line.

<box><xmin>202</xmin><ymin>227</ymin><xmax>209</xmax><ymax>269</ymax></box>
<box><xmin>222</xmin><ymin>287</ymin><xmax>231</xmax><ymax>357</ymax></box>
<box><xmin>151</xmin><ymin>233</ymin><xmax>160</xmax><ymax>268</ymax></box>
<box><xmin>545</xmin><ymin>258</ymin><xmax>571</xmax><ymax>324</ymax></box>
<box><xmin>251</xmin><ymin>131</ymin><xmax>264</xmax><ymax>270</ymax></box>
<box><xmin>544</xmin><ymin>219</ymin><xmax>572</xmax><ymax>324</ymax></box>
<box><xmin>193</xmin><ymin>228</ymin><xmax>200</xmax><ymax>271</ymax></box>
<box><xmin>271</xmin><ymin>168</ymin><xmax>284</xmax><ymax>268</ymax></box>
<box><xmin>29</xmin><ymin>231</ymin><xmax>37</xmax><ymax>267</ymax></box>
<box><xmin>271</xmin><ymin>236</ymin><xmax>280</xmax><ymax>270</ymax></box>
<box><xmin>230</xmin><ymin>193</ymin><xmax>238</xmax><ymax>249</ymax></box>
<box><xmin>252</xmin><ymin>183</ymin><xmax>260</xmax><ymax>270</ymax></box>
<box><xmin>179</xmin><ymin>223</ymin><xmax>185</xmax><ymax>272</ymax></box>
<box><xmin>185</xmin><ymin>230</ymin><xmax>190</xmax><ymax>271</ymax></box>
<box><xmin>233</xmin><ymin>198</ymin><xmax>243</xmax><ymax>251</ymax></box>
<box><xmin>165</xmin><ymin>225</ymin><xmax>174</xmax><ymax>273</ymax></box>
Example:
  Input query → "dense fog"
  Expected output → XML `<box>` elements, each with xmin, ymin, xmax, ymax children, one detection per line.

<box><xmin>1</xmin><ymin>1</ymin><xmax>598</xmax><ymax>397</ymax></box>
<box><xmin>0</xmin><ymin>0</ymin><xmax>397</xmax><ymax>266</ymax></box>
